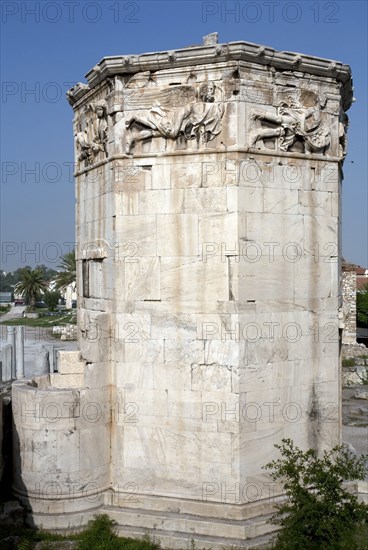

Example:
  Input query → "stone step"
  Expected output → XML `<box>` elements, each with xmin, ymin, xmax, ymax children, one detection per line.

<box><xmin>49</xmin><ymin>373</ymin><xmax>84</xmax><ymax>388</ymax></box>
<box><xmin>113</xmin><ymin>523</ymin><xmax>277</xmax><ymax>549</ymax></box>
<box><xmin>104</xmin><ymin>505</ymin><xmax>278</xmax><ymax>549</ymax></box>
<box><xmin>108</xmin><ymin>491</ymin><xmax>283</xmax><ymax>522</ymax></box>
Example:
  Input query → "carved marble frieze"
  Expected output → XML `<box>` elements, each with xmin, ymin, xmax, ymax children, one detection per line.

<box><xmin>73</xmin><ymin>64</ymin><xmax>348</xmax><ymax>168</ymax></box>
<box><xmin>124</xmin><ymin>81</ymin><xmax>225</xmax><ymax>154</ymax></box>
<box><xmin>338</xmin><ymin>110</ymin><xmax>349</xmax><ymax>158</ymax></box>
<box><xmin>74</xmin><ymin>73</ymin><xmax>230</xmax><ymax>166</ymax></box>
<box><xmin>75</xmin><ymin>100</ymin><xmax>108</xmax><ymax>166</ymax></box>
<box><xmin>250</xmin><ymin>90</ymin><xmax>332</xmax><ymax>155</ymax></box>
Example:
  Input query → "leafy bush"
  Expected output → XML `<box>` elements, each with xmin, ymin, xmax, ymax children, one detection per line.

<box><xmin>76</xmin><ymin>514</ymin><xmax>159</xmax><ymax>550</ymax></box>
<box><xmin>357</xmin><ymin>283</ymin><xmax>368</xmax><ymax>327</ymax></box>
<box><xmin>43</xmin><ymin>290</ymin><xmax>62</xmax><ymax>311</ymax></box>
<box><xmin>263</xmin><ymin>439</ymin><xmax>368</xmax><ymax>549</ymax></box>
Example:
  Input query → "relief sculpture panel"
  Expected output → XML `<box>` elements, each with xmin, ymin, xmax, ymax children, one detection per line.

<box><xmin>251</xmin><ymin>90</ymin><xmax>331</xmax><ymax>155</ymax></box>
<box><xmin>76</xmin><ymin>99</ymin><xmax>108</xmax><ymax>167</ymax></box>
<box><xmin>124</xmin><ymin>82</ymin><xmax>225</xmax><ymax>154</ymax></box>
<box><xmin>75</xmin><ymin>79</ymin><xmax>226</xmax><ymax>165</ymax></box>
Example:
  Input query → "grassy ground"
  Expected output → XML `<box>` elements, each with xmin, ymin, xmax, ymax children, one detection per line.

<box><xmin>0</xmin><ymin>312</ymin><xmax>76</xmax><ymax>327</ymax></box>
<box><xmin>0</xmin><ymin>514</ymin><xmax>159</xmax><ymax>550</ymax></box>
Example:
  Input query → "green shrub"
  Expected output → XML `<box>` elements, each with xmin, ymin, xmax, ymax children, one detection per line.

<box><xmin>75</xmin><ymin>514</ymin><xmax>120</xmax><ymax>550</ymax></box>
<box><xmin>43</xmin><ymin>290</ymin><xmax>62</xmax><ymax>311</ymax></box>
<box><xmin>342</xmin><ymin>358</ymin><xmax>356</xmax><ymax>367</ymax></box>
<box><xmin>76</xmin><ymin>514</ymin><xmax>159</xmax><ymax>550</ymax></box>
<box><xmin>263</xmin><ymin>439</ymin><xmax>368</xmax><ymax>549</ymax></box>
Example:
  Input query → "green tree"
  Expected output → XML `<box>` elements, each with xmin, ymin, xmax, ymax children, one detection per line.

<box><xmin>35</xmin><ymin>264</ymin><xmax>58</xmax><ymax>281</ymax></box>
<box><xmin>14</xmin><ymin>268</ymin><xmax>49</xmax><ymax>309</ymax></box>
<box><xmin>0</xmin><ymin>271</ymin><xmax>13</xmax><ymax>292</ymax></box>
<box><xmin>43</xmin><ymin>290</ymin><xmax>62</xmax><ymax>311</ymax></box>
<box><xmin>357</xmin><ymin>283</ymin><xmax>368</xmax><ymax>327</ymax></box>
<box><xmin>14</xmin><ymin>266</ymin><xmax>32</xmax><ymax>281</ymax></box>
<box><xmin>0</xmin><ymin>267</ymin><xmax>32</xmax><ymax>292</ymax></box>
<box><xmin>54</xmin><ymin>251</ymin><xmax>76</xmax><ymax>291</ymax></box>
<box><xmin>264</xmin><ymin>439</ymin><xmax>368</xmax><ymax>549</ymax></box>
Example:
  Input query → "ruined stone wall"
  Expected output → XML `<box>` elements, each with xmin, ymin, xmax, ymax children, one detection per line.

<box><xmin>342</xmin><ymin>265</ymin><xmax>357</xmax><ymax>344</ymax></box>
<box><xmin>11</xmin><ymin>353</ymin><xmax>110</xmax><ymax>525</ymax></box>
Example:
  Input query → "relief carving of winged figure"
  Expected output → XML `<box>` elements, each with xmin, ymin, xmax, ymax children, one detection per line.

<box><xmin>124</xmin><ymin>82</ymin><xmax>224</xmax><ymax>154</ymax></box>
<box><xmin>251</xmin><ymin>95</ymin><xmax>330</xmax><ymax>154</ymax></box>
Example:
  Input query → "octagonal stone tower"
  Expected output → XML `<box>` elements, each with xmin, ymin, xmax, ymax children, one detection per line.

<box><xmin>12</xmin><ymin>36</ymin><xmax>352</xmax><ymax>548</ymax></box>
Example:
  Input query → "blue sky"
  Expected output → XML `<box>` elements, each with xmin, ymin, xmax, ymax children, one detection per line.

<box><xmin>1</xmin><ymin>0</ymin><xmax>367</xmax><ymax>271</ymax></box>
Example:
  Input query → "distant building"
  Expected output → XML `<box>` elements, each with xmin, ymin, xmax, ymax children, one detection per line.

<box><xmin>342</xmin><ymin>261</ymin><xmax>368</xmax><ymax>346</ymax></box>
<box><xmin>63</xmin><ymin>281</ymin><xmax>77</xmax><ymax>309</ymax></box>
<box><xmin>356</xmin><ymin>266</ymin><xmax>368</xmax><ymax>291</ymax></box>
<box><xmin>0</xmin><ymin>292</ymin><xmax>12</xmax><ymax>303</ymax></box>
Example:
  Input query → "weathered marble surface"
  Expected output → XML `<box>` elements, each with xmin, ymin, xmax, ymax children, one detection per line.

<box><xmin>0</xmin><ymin>391</ymin><xmax>3</xmax><ymax>482</ymax></box>
<box><xmin>12</xmin><ymin>34</ymin><xmax>352</xmax><ymax>548</ymax></box>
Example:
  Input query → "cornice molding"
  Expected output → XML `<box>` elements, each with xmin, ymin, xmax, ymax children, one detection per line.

<box><xmin>67</xmin><ymin>39</ymin><xmax>352</xmax><ymax>110</ymax></box>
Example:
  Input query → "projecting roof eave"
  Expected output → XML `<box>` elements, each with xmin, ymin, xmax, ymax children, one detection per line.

<box><xmin>67</xmin><ymin>39</ymin><xmax>353</xmax><ymax>110</ymax></box>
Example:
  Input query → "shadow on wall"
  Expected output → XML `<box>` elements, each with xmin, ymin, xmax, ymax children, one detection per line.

<box><xmin>1</xmin><ymin>391</ymin><xmax>12</xmax><ymax>500</ymax></box>
<box><xmin>10</xmin><ymin>421</ymin><xmax>35</xmax><ymax>527</ymax></box>
<box><xmin>1</xmin><ymin>388</ymin><xmax>32</xmax><ymax>522</ymax></box>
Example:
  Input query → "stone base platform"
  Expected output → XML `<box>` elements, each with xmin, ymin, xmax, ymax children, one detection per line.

<box><xmin>108</xmin><ymin>504</ymin><xmax>277</xmax><ymax>549</ymax></box>
<box><xmin>16</xmin><ymin>482</ymin><xmax>368</xmax><ymax>549</ymax></box>
<box><xmin>15</xmin><ymin>489</ymin><xmax>280</xmax><ymax>549</ymax></box>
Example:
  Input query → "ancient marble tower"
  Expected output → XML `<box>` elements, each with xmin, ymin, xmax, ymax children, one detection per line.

<box><xmin>12</xmin><ymin>36</ymin><xmax>352</xmax><ymax>548</ymax></box>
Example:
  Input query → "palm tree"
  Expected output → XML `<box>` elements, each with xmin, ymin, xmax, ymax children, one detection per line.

<box><xmin>54</xmin><ymin>250</ymin><xmax>76</xmax><ymax>291</ymax></box>
<box><xmin>14</xmin><ymin>268</ymin><xmax>49</xmax><ymax>308</ymax></box>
